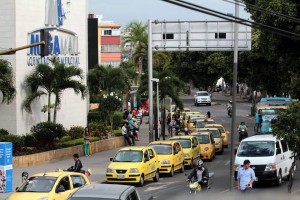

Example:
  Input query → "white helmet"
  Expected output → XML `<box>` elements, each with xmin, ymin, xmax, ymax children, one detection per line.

<box><xmin>197</xmin><ymin>159</ymin><xmax>203</xmax><ymax>166</ymax></box>
<box><xmin>184</xmin><ymin>127</ymin><xmax>188</xmax><ymax>131</ymax></box>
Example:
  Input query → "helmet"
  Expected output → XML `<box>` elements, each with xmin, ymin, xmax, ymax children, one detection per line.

<box><xmin>184</xmin><ymin>127</ymin><xmax>188</xmax><ymax>131</ymax></box>
<box><xmin>197</xmin><ymin>159</ymin><xmax>203</xmax><ymax>166</ymax></box>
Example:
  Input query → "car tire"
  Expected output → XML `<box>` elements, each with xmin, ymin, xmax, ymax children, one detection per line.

<box><xmin>180</xmin><ymin>163</ymin><xmax>185</xmax><ymax>173</ymax></box>
<box><xmin>153</xmin><ymin>170</ymin><xmax>160</xmax><ymax>182</ymax></box>
<box><xmin>170</xmin><ymin>166</ymin><xmax>175</xmax><ymax>177</ymax></box>
<box><xmin>139</xmin><ymin>175</ymin><xmax>144</xmax><ymax>187</ymax></box>
<box><xmin>275</xmin><ymin>170</ymin><xmax>282</xmax><ymax>186</ymax></box>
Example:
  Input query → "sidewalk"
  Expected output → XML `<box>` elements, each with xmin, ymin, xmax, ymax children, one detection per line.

<box><xmin>0</xmin><ymin>118</ymin><xmax>151</xmax><ymax>199</ymax></box>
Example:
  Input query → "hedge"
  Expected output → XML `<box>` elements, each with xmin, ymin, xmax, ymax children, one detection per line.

<box><xmin>59</xmin><ymin>137</ymin><xmax>100</xmax><ymax>147</ymax></box>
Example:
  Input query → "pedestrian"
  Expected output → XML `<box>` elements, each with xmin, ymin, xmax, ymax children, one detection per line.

<box><xmin>122</xmin><ymin>122</ymin><xmax>132</xmax><ymax>146</ymax></box>
<box><xmin>236</xmin><ymin>159</ymin><xmax>255</xmax><ymax>194</ymax></box>
<box><xmin>206</xmin><ymin>111</ymin><xmax>211</xmax><ymax>120</ymax></box>
<box><xmin>83</xmin><ymin>127</ymin><xmax>91</xmax><ymax>156</ymax></box>
<box><xmin>184</xmin><ymin>127</ymin><xmax>189</xmax><ymax>135</ymax></box>
<box><xmin>68</xmin><ymin>153</ymin><xmax>83</xmax><ymax>173</ymax></box>
<box><xmin>167</xmin><ymin>113</ymin><xmax>171</xmax><ymax>135</ymax></box>
<box><xmin>128</xmin><ymin>116</ymin><xmax>138</xmax><ymax>143</ymax></box>
<box><xmin>127</xmin><ymin>111</ymin><xmax>133</xmax><ymax>120</ymax></box>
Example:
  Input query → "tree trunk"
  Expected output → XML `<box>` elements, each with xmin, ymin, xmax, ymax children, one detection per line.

<box><xmin>53</xmin><ymin>95</ymin><xmax>58</xmax><ymax>123</ymax></box>
<box><xmin>47</xmin><ymin>93</ymin><xmax>51</xmax><ymax>122</ymax></box>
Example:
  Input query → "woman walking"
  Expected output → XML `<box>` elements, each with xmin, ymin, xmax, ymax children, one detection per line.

<box><xmin>83</xmin><ymin>127</ymin><xmax>91</xmax><ymax>156</ymax></box>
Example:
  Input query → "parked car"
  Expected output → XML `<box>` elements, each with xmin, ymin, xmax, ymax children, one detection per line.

<box><xmin>106</xmin><ymin>146</ymin><xmax>160</xmax><ymax>186</ymax></box>
<box><xmin>67</xmin><ymin>184</ymin><xmax>153</xmax><ymax>200</ymax></box>
<box><xmin>169</xmin><ymin>136</ymin><xmax>200</xmax><ymax>168</ymax></box>
<box><xmin>191</xmin><ymin>119</ymin><xmax>216</xmax><ymax>132</ymax></box>
<box><xmin>149</xmin><ymin>141</ymin><xmax>185</xmax><ymax>176</ymax></box>
<box><xmin>198</xmin><ymin>128</ymin><xmax>224</xmax><ymax>154</ymax></box>
<box><xmin>8</xmin><ymin>171</ymin><xmax>90</xmax><ymax>200</ymax></box>
<box><xmin>194</xmin><ymin>91</ymin><xmax>211</xmax><ymax>106</ymax></box>
<box><xmin>234</xmin><ymin>135</ymin><xmax>296</xmax><ymax>186</ymax></box>
<box><xmin>191</xmin><ymin>131</ymin><xmax>216</xmax><ymax>161</ymax></box>
<box><xmin>205</xmin><ymin>124</ymin><xmax>230</xmax><ymax>148</ymax></box>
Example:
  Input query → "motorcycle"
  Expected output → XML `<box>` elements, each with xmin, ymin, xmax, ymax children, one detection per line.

<box><xmin>239</xmin><ymin>128</ymin><xmax>248</xmax><ymax>142</ymax></box>
<box><xmin>227</xmin><ymin>101</ymin><xmax>232</xmax><ymax>117</ymax></box>
<box><xmin>186</xmin><ymin>172</ymin><xmax>214</xmax><ymax>194</ymax></box>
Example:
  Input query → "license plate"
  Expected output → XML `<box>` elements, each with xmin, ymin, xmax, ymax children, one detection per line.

<box><xmin>117</xmin><ymin>175</ymin><xmax>125</xmax><ymax>179</ymax></box>
<box><xmin>255</xmin><ymin>177</ymin><xmax>258</xmax><ymax>181</ymax></box>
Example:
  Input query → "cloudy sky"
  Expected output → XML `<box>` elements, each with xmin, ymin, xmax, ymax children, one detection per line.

<box><xmin>88</xmin><ymin>0</ymin><xmax>251</xmax><ymax>27</ymax></box>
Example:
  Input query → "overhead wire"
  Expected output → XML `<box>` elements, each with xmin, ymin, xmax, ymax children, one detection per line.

<box><xmin>161</xmin><ymin>0</ymin><xmax>300</xmax><ymax>40</ymax></box>
<box><xmin>222</xmin><ymin>0</ymin><xmax>300</xmax><ymax>24</ymax></box>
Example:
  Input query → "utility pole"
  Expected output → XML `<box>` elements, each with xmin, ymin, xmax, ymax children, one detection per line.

<box><xmin>148</xmin><ymin>19</ymin><xmax>154</xmax><ymax>143</ymax></box>
<box><xmin>230</xmin><ymin>1</ymin><xmax>239</xmax><ymax>191</ymax></box>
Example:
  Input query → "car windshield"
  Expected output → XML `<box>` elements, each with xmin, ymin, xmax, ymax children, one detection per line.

<box><xmin>17</xmin><ymin>176</ymin><xmax>56</xmax><ymax>192</ymax></box>
<box><xmin>190</xmin><ymin>117</ymin><xmax>205</xmax><ymax>123</ymax></box>
<box><xmin>170</xmin><ymin>139</ymin><xmax>191</xmax><ymax>148</ymax></box>
<box><xmin>196</xmin><ymin>135</ymin><xmax>210</xmax><ymax>144</ymax></box>
<box><xmin>196</xmin><ymin>121</ymin><xmax>215</xmax><ymax>128</ymax></box>
<box><xmin>150</xmin><ymin>144</ymin><xmax>172</xmax><ymax>155</ymax></box>
<box><xmin>218</xmin><ymin>127</ymin><xmax>225</xmax><ymax>133</ymax></box>
<box><xmin>197</xmin><ymin>92</ymin><xmax>208</xmax><ymax>96</ymax></box>
<box><xmin>113</xmin><ymin>150</ymin><xmax>143</xmax><ymax>162</ymax></box>
<box><xmin>202</xmin><ymin>130</ymin><xmax>220</xmax><ymax>138</ymax></box>
<box><xmin>237</xmin><ymin>141</ymin><xmax>275</xmax><ymax>157</ymax></box>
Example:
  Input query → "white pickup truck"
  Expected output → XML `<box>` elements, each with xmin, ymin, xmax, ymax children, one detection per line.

<box><xmin>194</xmin><ymin>91</ymin><xmax>211</xmax><ymax>106</ymax></box>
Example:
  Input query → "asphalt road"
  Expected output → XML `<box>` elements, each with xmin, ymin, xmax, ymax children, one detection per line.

<box><xmin>137</xmin><ymin>92</ymin><xmax>300</xmax><ymax>200</ymax></box>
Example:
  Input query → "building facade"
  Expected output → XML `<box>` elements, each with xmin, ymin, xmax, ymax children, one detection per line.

<box><xmin>0</xmin><ymin>0</ymin><xmax>88</xmax><ymax>135</ymax></box>
<box><xmin>98</xmin><ymin>18</ymin><xmax>122</xmax><ymax>67</ymax></box>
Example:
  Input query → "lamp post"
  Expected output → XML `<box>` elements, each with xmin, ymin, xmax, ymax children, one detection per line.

<box><xmin>151</xmin><ymin>78</ymin><xmax>160</xmax><ymax>141</ymax></box>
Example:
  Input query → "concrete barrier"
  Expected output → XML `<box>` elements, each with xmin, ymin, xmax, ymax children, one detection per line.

<box><xmin>13</xmin><ymin>136</ymin><xmax>125</xmax><ymax>168</ymax></box>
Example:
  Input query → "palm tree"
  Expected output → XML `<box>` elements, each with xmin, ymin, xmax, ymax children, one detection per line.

<box><xmin>24</xmin><ymin>59</ymin><xmax>87</xmax><ymax>122</ymax></box>
<box><xmin>52</xmin><ymin>59</ymin><xmax>87</xmax><ymax>123</ymax></box>
<box><xmin>0</xmin><ymin>59</ymin><xmax>16</xmax><ymax>104</ymax></box>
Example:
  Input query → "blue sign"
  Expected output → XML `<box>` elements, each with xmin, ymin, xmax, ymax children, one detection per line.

<box><xmin>57</xmin><ymin>0</ymin><xmax>63</xmax><ymax>26</ymax></box>
<box><xmin>0</xmin><ymin>142</ymin><xmax>13</xmax><ymax>193</ymax></box>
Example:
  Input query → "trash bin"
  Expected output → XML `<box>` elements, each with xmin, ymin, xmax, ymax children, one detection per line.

<box><xmin>0</xmin><ymin>142</ymin><xmax>13</xmax><ymax>193</ymax></box>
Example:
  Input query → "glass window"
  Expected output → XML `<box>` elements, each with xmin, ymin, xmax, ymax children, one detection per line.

<box><xmin>148</xmin><ymin>149</ymin><xmax>155</xmax><ymax>159</ymax></box>
<box><xmin>197</xmin><ymin>92</ymin><xmax>208</xmax><ymax>96</ymax></box>
<box><xmin>103</xmin><ymin>30</ymin><xmax>112</xmax><ymax>35</ymax></box>
<box><xmin>17</xmin><ymin>176</ymin><xmax>56</xmax><ymax>192</ymax></box>
<box><xmin>128</xmin><ymin>191</ymin><xmax>139</xmax><ymax>200</ymax></box>
<box><xmin>170</xmin><ymin>139</ymin><xmax>191</xmax><ymax>148</ymax></box>
<box><xmin>196</xmin><ymin>135</ymin><xmax>210</xmax><ymax>144</ymax></box>
<box><xmin>114</xmin><ymin>150</ymin><xmax>143</xmax><ymax>162</ymax></box>
<box><xmin>71</xmin><ymin>175</ymin><xmax>86</xmax><ymax>188</ymax></box>
<box><xmin>281</xmin><ymin>141</ymin><xmax>288</xmax><ymax>152</ymax></box>
<box><xmin>237</xmin><ymin>141</ymin><xmax>275</xmax><ymax>157</ymax></box>
<box><xmin>57</xmin><ymin>176</ymin><xmax>71</xmax><ymax>191</ymax></box>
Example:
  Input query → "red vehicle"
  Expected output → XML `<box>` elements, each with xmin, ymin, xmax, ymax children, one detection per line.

<box><xmin>141</xmin><ymin>96</ymin><xmax>149</xmax><ymax>116</ymax></box>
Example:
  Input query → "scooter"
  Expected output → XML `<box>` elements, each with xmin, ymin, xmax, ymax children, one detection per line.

<box><xmin>239</xmin><ymin>129</ymin><xmax>248</xmax><ymax>142</ymax></box>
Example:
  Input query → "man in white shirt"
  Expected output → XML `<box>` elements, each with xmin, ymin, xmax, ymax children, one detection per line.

<box><xmin>122</xmin><ymin>122</ymin><xmax>134</xmax><ymax>146</ymax></box>
<box><xmin>237</xmin><ymin>159</ymin><xmax>256</xmax><ymax>194</ymax></box>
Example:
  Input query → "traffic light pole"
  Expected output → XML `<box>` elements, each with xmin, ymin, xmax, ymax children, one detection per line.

<box><xmin>0</xmin><ymin>41</ymin><xmax>45</xmax><ymax>55</ymax></box>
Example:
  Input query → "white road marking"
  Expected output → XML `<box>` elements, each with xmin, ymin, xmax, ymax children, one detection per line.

<box><xmin>225</xmin><ymin>160</ymin><xmax>230</xmax><ymax>165</ymax></box>
<box><xmin>144</xmin><ymin>185</ymin><xmax>167</xmax><ymax>192</ymax></box>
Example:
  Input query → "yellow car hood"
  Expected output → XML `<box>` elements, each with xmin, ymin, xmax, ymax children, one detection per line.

<box><xmin>8</xmin><ymin>192</ymin><xmax>50</xmax><ymax>200</ymax></box>
<box><xmin>157</xmin><ymin>154</ymin><xmax>173</xmax><ymax>161</ymax></box>
<box><xmin>108</xmin><ymin>162</ymin><xmax>141</xmax><ymax>170</ymax></box>
<box><xmin>182</xmin><ymin>148</ymin><xmax>192</xmax><ymax>154</ymax></box>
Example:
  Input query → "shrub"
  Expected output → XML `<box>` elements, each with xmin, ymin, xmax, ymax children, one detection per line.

<box><xmin>112</xmin><ymin>112</ymin><xmax>123</xmax><ymax>130</ymax></box>
<box><xmin>88</xmin><ymin>112</ymin><xmax>102</xmax><ymax>123</ymax></box>
<box><xmin>59</xmin><ymin>135</ymin><xmax>72</xmax><ymax>143</ymax></box>
<box><xmin>0</xmin><ymin>128</ymin><xmax>9</xmax><ymax>135</ymax></box>
<box><xmin>30</xmin><ymin>122</ymin><xmax>67</xmax><ymax>150</ymax></box>
<box><xmin>59</xmin><ymin>137</ymin><xmax>100</xmax><ymax>148</ymax></box>
<box><xmin>114</xmin><ymin>128</ymin><xmax>122</xmax><ymax>137</ymax></box>
<box><xmin>68</xmin><ymin>126</ymin><xmax>85</xmax><ymax>139</ymax></box>
<box><xmin>23</xmin><ymin>134</ymin><xmax>37</xmax><ymax>147</ymax></box>
<box><xmin>88</xmin><ymin>121</ymin><xmax>108</xmax><ymax>139</ymax></box>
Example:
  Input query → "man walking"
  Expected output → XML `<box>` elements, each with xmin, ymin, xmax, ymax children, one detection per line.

<box><xmin>237</xmin><ymin>159</ymin><xmax>256</xmax><ymax>194</ymax></box>
<box><xmin>122</xmin><ymin>122</ymin><xmax>133</xmax><ymax>146</ymax></box>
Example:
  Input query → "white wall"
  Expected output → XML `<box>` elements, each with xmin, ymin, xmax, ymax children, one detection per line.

<box><xmin>0</xmin><ymin>0</ymin><xmax>88</xmax><ymax>135</ymax></box>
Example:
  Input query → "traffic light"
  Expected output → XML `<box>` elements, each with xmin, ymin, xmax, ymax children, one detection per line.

<box><xmin>40</xmin><ymin>29</ymin><xmax>50</xmax><ymax>57</ymax></box>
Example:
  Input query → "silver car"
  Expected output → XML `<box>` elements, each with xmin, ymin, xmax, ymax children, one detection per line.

<box><xmin>67</xmin><ymin>184</ymin><xmax>152</xmax><ymax>200</ymax></box>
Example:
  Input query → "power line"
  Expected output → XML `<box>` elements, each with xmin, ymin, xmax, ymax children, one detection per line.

<box><xmin>222</xmin><ymin>0</ymin><xmax>300</xmax><ymax>24</ymax></box>
<box><xmin>161</xmin><ymin>0</ymin><xmax>300</xmax><ymax>40</ymax></box>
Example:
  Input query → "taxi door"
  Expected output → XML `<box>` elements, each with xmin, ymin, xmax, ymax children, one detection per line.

<box><xmin>147</xmin><ymin>148</ymin><xmax>157</xmax><ymax>178</ymax></box>
<box><xmin>191</xmin><ymin>137</ymin><xmax>200</xmax><ymax>161</ymax></box>
<box><xmin>174</xmin><ymin>142</ymin><xmax>184</xmax><ymax>170</ymax></box>
<box><xmin>52</xmin><ymin>175</ymin><xmax>74</xmax><ymax>200</ymax></box>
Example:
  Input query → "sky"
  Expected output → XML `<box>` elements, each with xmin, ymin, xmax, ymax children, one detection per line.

<box><xmin>88</xmin><ymin>0</ymin><xmax>251</xmax><ymax>27</ymax></box>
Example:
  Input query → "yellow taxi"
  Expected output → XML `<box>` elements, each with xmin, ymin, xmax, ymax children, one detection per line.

<box><xmin>149</xmin><ymin>141</ymin><xmax>185</xmax><ymax>177</ymax></box>
<box><xmin>191</xmin><ymin>119</ymin><xmax>216</xmax><ymax>132</ymax></box>
<box><xmin>182</xmin><ymin>112</ymin><xmax>202</xmax><ymax>127</ymax></box>
<box><xmin>8</xmin><ymin>171</ymin><xmax>90</xmax><ymax>200</ymax></box>
<box><xmin>205</xmin><ymin>124</ymin><xmax>230</xmax><ymax>148</ymax></box>
<box><xmin>187</xmin><ymin>115</ymin><xmax>206</xmax><ymax>131</ymax></box>
<box><xmin>191</xmin><ymin>131</ymin><xmax>216</xmax><ymax>161</ymax></box>
<box><xmin>106</xmin><ymin>146</ymin><xmax>160</xmax><ymax>186</ymax></box>
<box><xmin>169</xmin><ymin>136</ymin><xmax>200</xmax><ymax>168</ymax></box>
<box><xmin>198</xmin><ymin>128</ymin><xmax>224</xmax><ymax>154</ymax></box>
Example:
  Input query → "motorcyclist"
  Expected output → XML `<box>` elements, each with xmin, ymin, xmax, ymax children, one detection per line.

<box><xmin>227</xmin><ymin>100</ymin><xmax>232</xmax><ymax>117</ymax></box>
<box><xmin>237</xmin><ymin>122</ymin><xmax>248</xmax><ymax>141</ymax></box>
<box><xmin>187</xmin><ymin>160</ymin><xmax>209</xmax><ymax>188</ymax></box>
<box><xmin>67</xmin><ymin>153</ymin><xmax>83</xmax><ymax>173</ymax></box>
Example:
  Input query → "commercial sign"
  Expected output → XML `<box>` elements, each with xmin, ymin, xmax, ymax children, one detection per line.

<box><xmin>0</xmin><ymin>142</ymin><xmax>13</xmax><ymax>193</ymax></box>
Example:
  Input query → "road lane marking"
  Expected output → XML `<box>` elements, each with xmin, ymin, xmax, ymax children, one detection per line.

<box><xmin>144</xmin><ymin>185</ymin><xmax>167</xmax><ymax>192</ymax></box>
<box><xmin>225</xmin><ymin>160</ymin><xmax>230</xmax><ymax>165</ymax></box>
<box><xmin>219</xmin><ymin>189</ymin><xmax>230</xmax><ymax>194</ymax></box>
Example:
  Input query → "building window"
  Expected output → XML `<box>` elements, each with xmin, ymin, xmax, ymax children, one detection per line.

<box><xmin>163</xmin><ymin>33</ymin><xmax>174</xmax><ymax>39</ymax></box>
<box><xmin>101</xmin><ymin>45</ymin><xmax>121</xmax><ymax>52</ymax></box>
<box><xmin>215</xmin><ymin>33</ymin><xmax>226</xmax><ymax>39</ymax></box>
<box><xmin>103</xmin><ymin>30</ymin><xmax>112</xmax><ymax>35</ymax></box>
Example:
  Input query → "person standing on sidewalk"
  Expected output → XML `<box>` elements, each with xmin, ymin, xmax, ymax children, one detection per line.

<box><xmin>236</xmin><ymin>159</ymin><xmax>255</xmax><ymax>194</ymax></box>
<box><xmin>122</xmin><ymin>122</ymin><xmax>133</xmax><ymax>146</ymax></box>
<box><xmin>83</xmin><ymin>127</ymin><xmax>91</xmax><ymax>156</ymax></box>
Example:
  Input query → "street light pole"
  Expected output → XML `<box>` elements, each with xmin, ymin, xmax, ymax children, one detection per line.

<box><xmin>156</xmin><ymin>82</ymin><xmax>160</xmax><ymax>140</ymax></box>
<box><xmin>230</xmin><ymin>1</ymin><xmax>239</xmax><ymax>191</ymax></box>
<box><xmin>148</xmin><ymin>20</ymin><xmax>154</xmax><ymax>143</ymax></box>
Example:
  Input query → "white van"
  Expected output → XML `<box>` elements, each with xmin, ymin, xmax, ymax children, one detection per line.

<box><xmin>234</xmin><ymin>135</ymin><xmax>295</xmax><ymax>186</ymax></box>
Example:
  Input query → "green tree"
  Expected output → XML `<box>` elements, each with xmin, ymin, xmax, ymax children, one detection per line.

<box><xmin>24</xmin><ymin>59</ymin><xmax>87</xmax><ymax>122</ymax></box>
<box><xmin>272</xmin><ymin>102</ymin><xmax>300</xmax><ymax>192</ymax></box>
<box><xmin>0</xmin><ymin>59</ymin><xmax>16</xmax><ymax>104</ymax></box>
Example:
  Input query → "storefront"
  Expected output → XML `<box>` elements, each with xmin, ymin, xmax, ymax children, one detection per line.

<box><xmin>0</xmin><ymin>0</ymin><xmax>88</xmax><ymax>134</ymax></box>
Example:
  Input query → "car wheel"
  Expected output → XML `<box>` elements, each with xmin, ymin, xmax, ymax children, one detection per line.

<box><xmin>153</xmin><ymin>170</ymin><xmax>160</xmax><ymax>182</ymax></box>
<box><xmin>224</xmin><ymin>144</ymin><xmax>228</xmax><ymax>148</ymax></box>
<box><xmin>275</xmin><ymin>170</ymin><xmax>282</xmax><ymax>186</ymax></box>
<box><xmin>180</xmin><ymin>163</ymin><xmax>185</xmax><ymax>173</ymax></box>
<box><xmin>170</xmin><ymin>166</ymin><xmax>175</xmax><ymax>177</ymax></box>
<box><xmin>139</xmin><ymin>175</ymin><xmax>144</xmax><ymax>187</ymax></box>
